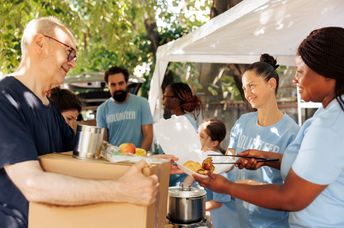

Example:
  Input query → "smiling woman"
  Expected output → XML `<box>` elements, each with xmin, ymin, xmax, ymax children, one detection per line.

<box><xmin>207</xmin><ymin>54</ymin><xmax>300</xmax><ymax>228</ymax></box>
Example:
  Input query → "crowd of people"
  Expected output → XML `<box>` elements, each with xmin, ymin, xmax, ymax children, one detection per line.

<box><xmin>0</xmin><ymin>15</ymin><xmax>343</xmax><ymax>228</ymax></box>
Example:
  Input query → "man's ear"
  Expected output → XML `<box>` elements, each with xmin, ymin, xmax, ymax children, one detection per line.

<box><xmin>32</xmin><ymin>34</ymin><xmax>45</xmax><ymax>53</ymax></box>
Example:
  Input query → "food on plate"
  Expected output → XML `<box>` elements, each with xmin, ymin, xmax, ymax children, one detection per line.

<box><xmin>119</xmin><ymin>143</ymin><xmax>136</xmax><ymax>154</ymax></box>
<box><xmin>197</xmin><ymin>157</ymin><xmax>215</xmax><ymax>175</ymax></box>
<box><xmin>183</xmin><ymin>157</ymin><xmax>215</xmax><ymax>175</ymax></box>
<box><xmin>183</xmin><ymin>160</ymin><xmax>202</xmax><ymax>172</ymax></box>
<box><xmin>135</xmin><ymin>148</ymin><xmax>147</xmax><ymax>156</ymax></box>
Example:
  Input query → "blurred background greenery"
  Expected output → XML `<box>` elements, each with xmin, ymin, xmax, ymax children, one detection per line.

<box><xmin>0</xmin><ymin>0</ymin><xmax>214</xmax><ymax>97</ymax></box>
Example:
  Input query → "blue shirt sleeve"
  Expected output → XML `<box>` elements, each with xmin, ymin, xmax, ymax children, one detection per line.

<box><xmin>140</xmin><ymin>99</ymin><xmax>153</xmax><ymax>125</ymax></box>
<box><xmin>96</xmin><ymin>102</ymin><xmax>107</xmax><ymax>128</ymax></box>
<box><xmin>0</xmin><ymin>94</ymin><xmax>38</xmax><ymax>167</ymax></box>
<box><xmin>293</xmin><ymin>111</ymin><xmax>344</xmax><ymax>185</ymax></box>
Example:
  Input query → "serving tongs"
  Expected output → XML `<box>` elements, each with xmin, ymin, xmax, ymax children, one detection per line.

<box><xmin>207</xmin><ymin>154</ymin><xmax>279</xmax><ymax>164</ymax></box>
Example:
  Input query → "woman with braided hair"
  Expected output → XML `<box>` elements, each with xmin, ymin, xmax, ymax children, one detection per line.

<box><xmin>163</xmin><ymin>82</ymin><xmax>202</xmax><ymax>129</ymax></box>
<box><xmin>194</xmin><ymin>27</ymin><xmax>344</xmax><ymax>227</ymax></box>
<box><xmin>162</xmin><ymin>82</ymin><xmax>202</xmax><ymax>187</ymax></box>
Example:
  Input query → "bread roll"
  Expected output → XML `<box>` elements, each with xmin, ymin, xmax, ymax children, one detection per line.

<box><xmin>183</xmin><ymin>160</ymin><xmax>202</xmax><ymax>172</ymax></box>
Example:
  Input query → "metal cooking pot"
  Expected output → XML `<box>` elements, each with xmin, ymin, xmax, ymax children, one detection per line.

<box><xmin>167</xmin><ymin>186</ymin><xmax>206</xmax><ymax>224</ymax></box>
<box><xmin>73</xmin><ymin>125</ymin><xmax>105</xmax><ymax>159</ymax></box>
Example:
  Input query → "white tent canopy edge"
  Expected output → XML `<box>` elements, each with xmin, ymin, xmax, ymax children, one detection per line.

<box><xmin>148</xmin><ymin>0</ymin><xmax>344</xmax><ymax>122</ymax></box>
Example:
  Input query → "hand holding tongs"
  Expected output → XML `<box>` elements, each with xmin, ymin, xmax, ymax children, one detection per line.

<box><xmin>207</xmin><ymin>154</ymin><xmax>279</xmax><ymax>164</ymax></box>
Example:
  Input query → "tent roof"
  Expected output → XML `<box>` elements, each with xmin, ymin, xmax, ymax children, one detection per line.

<box><xmin>156</xmin><ymin>0</ymin><xmax>344</xmax><ymax>65</ymax></box>
<box><xmin>148</xmin><ymin>0</ymin><xmax>344</xmax><ymax>116</ymax></box>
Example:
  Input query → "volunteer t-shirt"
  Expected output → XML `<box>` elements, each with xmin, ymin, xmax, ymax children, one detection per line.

<box><xmin>225</xmin><ymin>112</ymin><xmax>299</xmax><ymax>228</ymax></box>
<box><xmin>96</xmin><ymin>94</ymin><xmax>153</xmax><ymax>147</ymax></box>
<box><xmin>288</xmin><ymin>98</ymin><xmax>344</xmax><ymax>227</ymax></box>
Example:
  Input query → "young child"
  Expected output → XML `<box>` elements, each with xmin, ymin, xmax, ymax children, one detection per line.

<box><xmin>198</xmin><ymin>118</ymin><xmax>225</xmax><ymax>197</ymax></box>
<box><xmin>198</xmin><ymin>119</ymin><xmax>241</xmax><ymax>228</ymax></box>
<box><xmin>198</xmin><ymin>119</ymin><xmax>226</xmax><ymax>155</ymax></box>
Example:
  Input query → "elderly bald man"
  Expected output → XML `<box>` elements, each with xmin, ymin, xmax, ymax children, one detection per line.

<box><xmin>0</xmin><ymin>17</ymin><xmax>159</xmax><ymax>228</ymax></box>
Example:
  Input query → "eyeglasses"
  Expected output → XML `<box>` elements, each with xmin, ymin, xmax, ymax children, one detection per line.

<box><xmin>43</xmin><ymin>34</ymin><xmax>77</xmax><ymax>62</ymax></box>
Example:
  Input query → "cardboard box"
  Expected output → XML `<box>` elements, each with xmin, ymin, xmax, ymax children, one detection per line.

<box><xmin>29</xmin><ymin>153</ymin><xmax>170</xmax><ymax>228</ymax></box>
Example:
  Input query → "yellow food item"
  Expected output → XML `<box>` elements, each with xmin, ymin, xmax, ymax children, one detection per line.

<box><xmin>197</xmin><ymin>168</ymin><xmax>207</xmax><ymax>175</ymax></box>
<box><xmin>135</xmin><ymin>148</ymin><xmax>147</xmax><ymax>156</ymax></box>
<box><xmin>183</xmin><ymin>157</ymin><xmax>216</xmax><ymax>175</ymax></box>
<box><xmin>183</xmin><ymin>160</ymin><xmax>202</xmax><ymax>172</ymax></box>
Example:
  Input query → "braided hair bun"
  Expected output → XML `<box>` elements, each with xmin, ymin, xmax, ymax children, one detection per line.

<box><xmin>298</xmin><ymin>27</ymin><xmax>344</xmax><ymax>80</ymax></box>
<box><xmin>168</xmin><ymin>82</ymin><xmax>202</xmax><ymax>115</ymax></box>
<box><xmin>181</xmin><ymin>95</ymin><xmax>202</xmax><ymax>113</ymax></box>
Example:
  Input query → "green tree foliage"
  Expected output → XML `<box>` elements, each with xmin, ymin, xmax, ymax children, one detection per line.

<box><xmin>0</xmin><ymin>0</ymin><xmax>80</xmax><ymax>73</ymax></box>
<box><xmin>0</xmin><ymin>0</ymin><xmax>211</xmax><ymax>97</ymax></box>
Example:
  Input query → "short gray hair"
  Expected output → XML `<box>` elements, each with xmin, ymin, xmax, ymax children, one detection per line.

<box><xmin>21</xmin><ymin>16</ymin><xmax>74</xmax><ymax>56</ymax></box>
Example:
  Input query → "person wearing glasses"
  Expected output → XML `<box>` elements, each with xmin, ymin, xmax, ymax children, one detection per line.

<box><xmin>162</xmin><ymin>82</ymin><xmax>202</xmax><ymax>130</ymax></box>
<box><xmin>0</xmin><ymin>17</ymin><xmax>159</xmax><ymax>228</ymax></box>
<box><xmin>194</xmin><ymin>27</ymin><xmax>344</xmax><ymax>227</ymax></box>
<box><xmin>96</xmin><ymin>66</ymin><xmax>153</xmax><ymax>150</ymax></box>
<box><xmin>161</xmin><ymin>82</ymin><xmax>203</xmax><ymax>187</ymax></box>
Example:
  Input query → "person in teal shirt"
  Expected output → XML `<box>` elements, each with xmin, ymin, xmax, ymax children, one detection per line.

<box><xmin>194</xmin><ymin>27</ymin><xmax>344</xmax><ymax>227</ymax></box>
<box><xmin>213</xmin><ymin>54</ymin><xmax>299</xmax><ymax>228</ymax></box>
<box><xmin>97</xmin><ymin>66</ymin><xmax>153</xmax><ymax>150</ymax></box>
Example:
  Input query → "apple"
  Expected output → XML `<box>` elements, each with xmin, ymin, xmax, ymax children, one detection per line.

<box><xmin>119</xmin><ymin>143</ymin><xmax>136</xmax><ymax>154</ymax></box>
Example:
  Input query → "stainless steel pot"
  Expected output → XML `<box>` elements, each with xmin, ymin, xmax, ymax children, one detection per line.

<box><xmin>73</xmin><ymin>125</ymin><xmax>105</xmax><ymax>159</ymax></box>
<box><xmin>167</xmin><ymin>186</ymin><xmax>206</xmax><ymax>224</ymax></box>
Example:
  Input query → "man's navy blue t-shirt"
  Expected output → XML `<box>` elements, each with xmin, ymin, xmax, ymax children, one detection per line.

<box><xmin>0</xmin><ymin>77</ymin><xmax>75</xmax><ymax>227</ymax></box>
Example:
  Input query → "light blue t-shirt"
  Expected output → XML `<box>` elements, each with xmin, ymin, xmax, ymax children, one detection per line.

<box><xmin>211</xmin><ymin>169</ymin><xmax>241</xmax><ymax>228</ymax></box>
<box><xmin>280</xmin><ymin>98</ymin><xmax>344</xmax><ymax>227</ymax></box>
<box><xmin>96</xmin><ymin>94</ymin><xmax>153</xmax><ymax>147</ymax></box>
<box><xmin>222</xmin><ymin>112</ymin><xmax>299</xmax><ymax>228</ymax></box>
<box><xmin>211</xmin><ymin>197</ymin><xmax>241</xmax><ymax>228</ymax></box>
<box><xmin>183</xmin><ymin>112</ymin><xmax>198</xmax><ymax>130</ymax></box>
<box><xmin>280</xmin><ymin>116</ymin><xmax>315</xmax><ymax>180</ymax></box>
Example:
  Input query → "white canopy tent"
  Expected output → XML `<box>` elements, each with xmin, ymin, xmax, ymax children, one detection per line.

<box><xmin>148</xmin><ymin>0</ymin><xmax>344</xmax><ymax>123</ymax></box>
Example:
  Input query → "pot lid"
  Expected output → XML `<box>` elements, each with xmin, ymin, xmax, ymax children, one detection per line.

<box><xmin>169</xmin><ymin>186</ymin><xmax>206</xmax><ymax>198</ymax></box>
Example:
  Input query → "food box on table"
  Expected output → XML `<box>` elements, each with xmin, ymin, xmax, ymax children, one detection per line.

<box><xmin>29</xmin><ymin>152</ymin><xmax>170</xmax><ymax>228</ymax></box>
